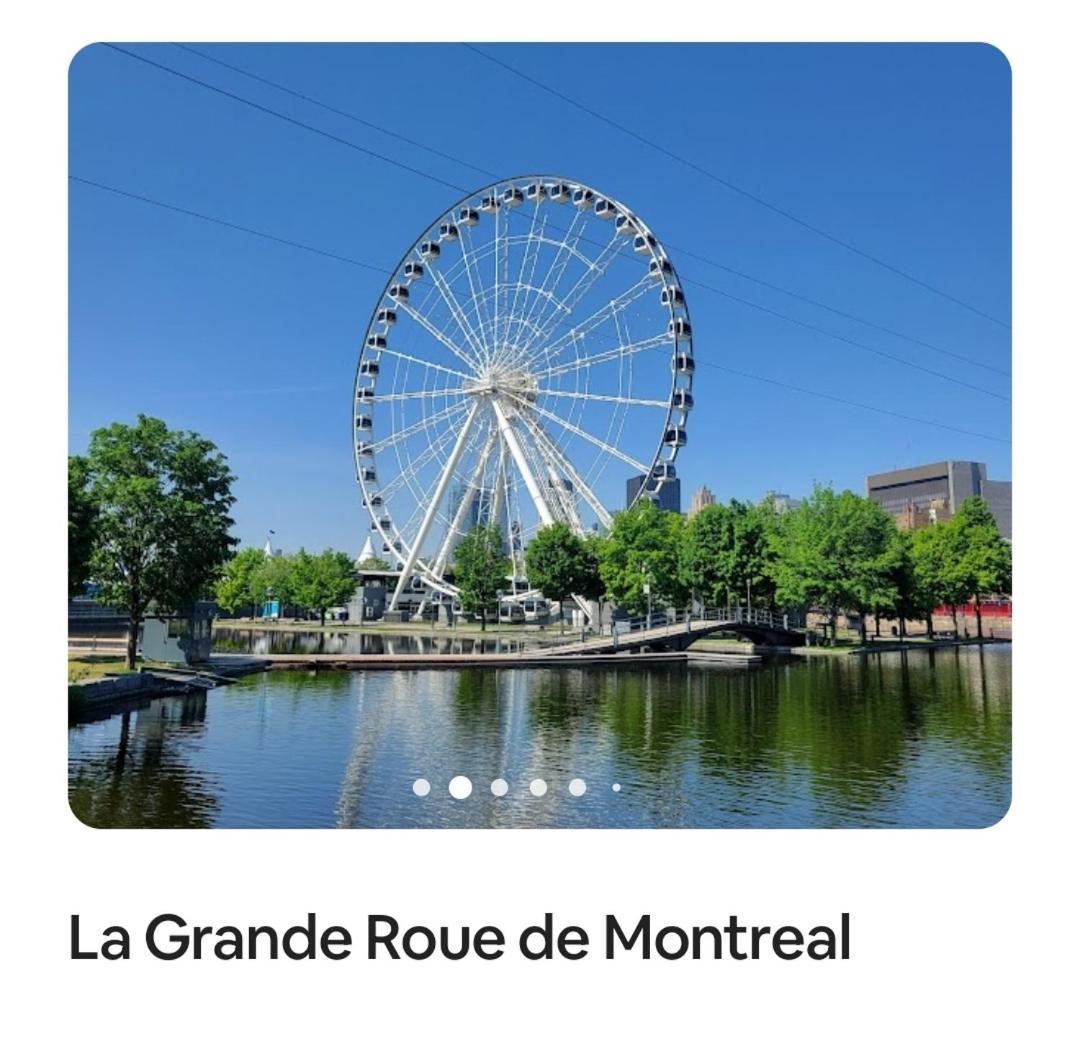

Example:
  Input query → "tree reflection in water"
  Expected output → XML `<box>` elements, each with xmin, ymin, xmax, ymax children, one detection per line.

<box><xmin>69</xmin><ymin>695</ymin><xmax>221</xmax><ymax>829</ymax></box>
<box><xmin>68</xmin><ymin>646</ymin><xmax>1011</xmax><ymax>828</ymax></box>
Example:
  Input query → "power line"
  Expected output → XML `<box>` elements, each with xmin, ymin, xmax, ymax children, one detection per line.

<box><xmin>114</xmin><ymin>44</ymin><xmax>1008</xmax><ymax>386</ymax></box>
<box><xmin>696</xmin><ymin>359</ymin><xmax>1010</xmax><ymax>444</ymax></box>
<box><xmin>69</xmin><ymin>175</ymin><xmax>392</xmax><ymax>275</ymax></box>
<box><xmin>102</xmin><ymin>44</ymin><xmax>467</xmax><ymax>194</ymax></box>
<box><xmin>69</xmin><ymin>174</ymin><xmax>1009</xmax><ymax>445</ymax></box>
<box><xmin>172</xmin><ymin>43</ymin><xmax>498</xmax><ymax>181</ymax></box>
<box><xmin>678</xmin><ymin>275</ymin><xmax>1009</xmax><ymax>402</ymax></box>
<box><xmin>667</xmin><ymin>243</ymin><xmax>1010</xmax><ymax>377</ymax></box>
<box><xmin>463</xmin><ymin>44</ymin><xmax>1012</xmax><ymax>331</ymax></box>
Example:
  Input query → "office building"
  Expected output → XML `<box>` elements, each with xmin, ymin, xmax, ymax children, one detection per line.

<box><xmin>626</xmin><ymin>468</ymin><xmax>681</xmax><ymax>513</ymax></box>
<box><xmin>689</xmin><ymin>485</ymin><xmax>716</xmax><ymax>518</ymax></box>
<box><xmin>762</xmin><ymin>491</ymin><xmax>802</xmax><ymax>515</ymax></box>
<box><xmin>866</xmin><ymin>460</ymin><xmax>1011</xmax><ymax>538</ymax></box>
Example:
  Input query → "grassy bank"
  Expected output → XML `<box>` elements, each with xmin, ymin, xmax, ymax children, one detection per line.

<box><xmin>67</xmin><ymin>655</ymin><xmax>135</xmax><ymax>684</ymax></box>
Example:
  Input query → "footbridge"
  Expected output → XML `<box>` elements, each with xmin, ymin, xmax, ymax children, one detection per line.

<box><xmin>533</xmin><ymin>606</ymin><xmax>805</xmax><ymax>657</ymax></box>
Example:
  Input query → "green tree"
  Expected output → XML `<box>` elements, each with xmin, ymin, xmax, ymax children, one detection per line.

<box><xmin>946</xmin><ymin>496</ymin><xmax>1012</xmax><ymax>638</ymax></box>
<box><xmin>681</xmin><ymin>500</ymin><xmax>778</xmax><ymax>609</ymax></box>
<box><xmin>357</xmin><ymin>556</ymin><xmax>391</xmax><ymax>571</ymax></box>
<box><xmin>68</xmin><ymin>455</ymin><xmax>97</xmax><ymax>597</ymax></box>
<box><xmin>577</xmin><ymin>536</ymin><xmax>606</xmax><ymax>603</ymax></box>
<box><xmin>525</xmin><ymin>522</ymin><xmax>601</xmax><ymax>630</ymax></box>
<box><xmin>769</xmin><ymin>485</ymin><xmax>895</xmax><ymax>644</ymax></box>
<box><xmin>912</xmin><ymin>522</ymin><xmax>959</xmax><ymax>638</ymax></box>
<box><xmin>255</xmin><ymin>552</ymin><xmax>296</xmax><ymax>616</ymax></box>
<box><xmin>83</xmin><ymin>415</ymin><xmax>236</xmax><ymax>667</ymax></box>
<box><xmin>455</xmin><ymin>524</ymin><xmax>510</xmax><ymax>630</ymax></box>
<box><xmin>214</xmin><ymin>547</ymin><xmax>269</xmax><ymax>617</ymax></box>
<box><xmin>292</xmin><ymin>548</ymin><xmax>358</xmax><ymax>625</ymax></box>
<box><xmin>599</xmin><ymin>500</ymin><xmax>688</xmax><ymax>615</ymax></box>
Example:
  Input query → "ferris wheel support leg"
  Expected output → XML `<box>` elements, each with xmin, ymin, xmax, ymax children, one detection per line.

<box><xmin>491</xmin><ymin>398</ymin><xmax>555</xmax><ymax>528</ymax></box>
<box><xmin>388</xmin><ymin>400</ymin><xmax>482</xmax><ymax>613</ymax></box>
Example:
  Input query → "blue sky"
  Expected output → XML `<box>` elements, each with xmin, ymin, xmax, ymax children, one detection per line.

<box><xmin>69</xmin><ymin>43</ymin><xmax>1011</xmax><ymax>555</ymax></box>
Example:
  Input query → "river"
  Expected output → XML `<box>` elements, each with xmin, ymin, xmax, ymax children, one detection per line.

<box><xmin>68</xmin><ymin>643</ymin><xmax>1010</xmax><ymax>828</ymax></box>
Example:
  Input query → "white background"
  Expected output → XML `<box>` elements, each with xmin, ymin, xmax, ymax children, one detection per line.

<box><xmin>4</xmin><ymin>2</ymin><xmax>1075</xmax><ymax>1039</ymax></box>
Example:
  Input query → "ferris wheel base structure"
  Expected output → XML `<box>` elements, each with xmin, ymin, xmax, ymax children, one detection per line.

<box><xmin>354</xmin><ymin>176</ymin><xmax>695</xmax><ymax>618</ymax></box>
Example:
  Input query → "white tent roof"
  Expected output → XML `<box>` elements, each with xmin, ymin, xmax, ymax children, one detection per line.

<box><xmin>356</xmin><ymin>535</ymin><xmax>376</xmax><ymax>564</ymax></box>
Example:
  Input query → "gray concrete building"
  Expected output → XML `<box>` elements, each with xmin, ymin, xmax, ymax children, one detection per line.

<box><xmin>866</xmin><ymin>460</ymin><xmax>1011</xmax><ymax>538</ymax></box>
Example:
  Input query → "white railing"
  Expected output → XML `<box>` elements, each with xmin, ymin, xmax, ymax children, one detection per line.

<box><xmin>534</xmin><ymin>604</ymin><xmax>799</xmax><ymax>652</ymax></box>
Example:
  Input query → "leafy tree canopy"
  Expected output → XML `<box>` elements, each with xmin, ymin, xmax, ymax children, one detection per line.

<box><xmin>82</xmin><ymin>415</ymin><xmax>236</xmax><ymax>667</ymax></box>
<box><xmin>455</xmin><ymin>524</ymin><xmax>511</xmax><ymax>630</ymax></box>
<box><xmin>68</xmin><ymin>455</ymin><xmax>97</xmax><ymax>597</ymax></box>
<box><xmin>769</xmin><ymin>485</ymin><xmax>895</xmax><ymax>639</ymax></box>
<box><xmin>599</xmin><ymin>500</ymin><xmax>688</xmax><ymax>614</ymax></box>
<box><xmin>291</xmin><ymin>548</ymin><xmax>358</xmax><ymax>624</ymax></box>
<box><xmin>680</xmin><ymin>499</ymin><xmax>778</xmax><ymax>608</ymax></box>
<box><xmin>213</xmin><ymin>546</ymin><xmax>267</xmax><ymax>615</ymax></box>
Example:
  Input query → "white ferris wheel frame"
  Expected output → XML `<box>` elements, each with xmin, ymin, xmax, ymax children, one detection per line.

<box><xmin>352</xmin><ymin>175</ymin><xmax>695</xmax><ymax>611</ymax></box>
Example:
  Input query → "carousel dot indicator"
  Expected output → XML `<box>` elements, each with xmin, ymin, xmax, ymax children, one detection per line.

<box><xmin>448</xmin><ymin>775</ymin><xmax>473</xmax><ymax>800</ymax></box>
<box><xmin>412</xmin><ymin>778</ymin><xmax>431</xmax><ymax>797</ymax></box>
<box><xmin>612</xmin><ymin>783</ymin><xmax>621</xmax><ymax>793</ymax></box>
<box><xmin>529</xmin><ymin>778</ymin><xmax>548</xmax><ymax>797</ymax></box>
<box><xmin>569</xmin><ymin>778</ymin><xmax>587</xmax><ymax>797</ymax></box>
<box><xmin>490</xmin><ymin>778</ymin><xmax>509</xmax><ymax>797</ymax></box>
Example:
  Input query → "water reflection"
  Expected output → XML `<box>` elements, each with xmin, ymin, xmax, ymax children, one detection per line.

<box><xmin>69</xmin><ymin>645</ymin><xmax>1011</xmax><ymax>829</ymax></box>
<box><xmin>212</xmin><ymin>626</ymin><xmax>541</xmax><ymax>656</ymax></box>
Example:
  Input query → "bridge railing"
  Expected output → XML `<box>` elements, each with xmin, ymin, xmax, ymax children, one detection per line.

<box><xmin>536</xmin><ymin>605</ymin><xmax>800</xmax><ymax>652</ymax></box>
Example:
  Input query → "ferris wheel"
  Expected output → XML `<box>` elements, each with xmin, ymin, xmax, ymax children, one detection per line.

<box><xmin>353</xmin><ymin>175</ymin><xmax>694</xmax><ymax>615</ymax></box>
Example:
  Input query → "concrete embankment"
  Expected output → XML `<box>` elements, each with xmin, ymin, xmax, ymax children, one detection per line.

<box><xmin>257</xmin><ymin>649</ymin><xmax>763</xmax><ymax>670</ymax></box>
<box><xmin>69</xmin><ymin>657</ymin><xmax>268</xmax><ymax>717</ymax></box>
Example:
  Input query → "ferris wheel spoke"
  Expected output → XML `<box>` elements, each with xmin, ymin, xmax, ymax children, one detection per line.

<box><xmin>537</xmin><ymin>388</ymin><xmax>670</xmax><ymax>408</ymax></box>
<box><xmin>374</xmin><ymin>387</ymin><xmax>470</xmax><ymax>403</ymax></box>
<box><xmin>536</xmin><ymin>332</ymin><xmax>670</xmax><ymax>381</ymax></box>
<box><xmin>506</xmin><ymin>392</ymin><xmax>651</xmax><ymax>475</ymax></box>
<box><xmin>369</xmin><ymin>400</ymin><xmax>470</xmax><ymax>454</ymax></box>
<box><xmin>394</xmin><ymin>297</ymin><xmax>480</xmax><ymax>373</ymax></box>
<box><xmin>379</xmin><ymin>346</ymin><xmax>474</xmax><ymax>382</ymax></box>
<box><xmin>424</xmin><ymin>264</ymin><xmax>491</xmax><ymax>368</ymax></box>
<box><xmin>522</xmin><ymin>229</ymin><xmax>628</xmax><ymax>355</ymax></box>
<box><xmin>501</xmin><ymin>203</ymin><xmax>547</xmax><ymax>359</ymax></box>
<box><xmin>512</xmin><ymin>205</ymin><xmax>589</xmax><ymax>342</ymax></box>
<box><xmin>537</xmin><ymin>273</ymin><xmax>655</xmax><ymax>364</ymax></box>
<box><xmin>379</xmin><ymin>424</ymin><xmax>458</xmax><ymax>500</ymax></box>
<box><xmin>458</xmin><ymin>224</ymin><xmax>495</xmax><ymax>362</ymax></box>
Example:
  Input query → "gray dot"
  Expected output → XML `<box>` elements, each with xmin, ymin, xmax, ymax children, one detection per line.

<box><xmin>612</xmin><ymin>783</ymin><xmax>621</xmax><ymax>793</ymax></box>
<box><xmin>491</xmin><ymin>778</ymin><xmax>509</xmax><ymax>797</ymax></box>
<box><xmin>449</xmin><ymin>775</ymin><xmax>472</xmax><ymax>800</ymax></box>
<box><xmin>569</xmin><ymin>778</ymin><xmax>587</xmax><ymax>797</ymax></box>
<box><xmin>529</xmin><ymin>778</ymin><xmax>548</xmax><ymax>797</ymax></box>
<box><xmin>412</xmin><ymin>778</ymin><xmax>431</xmax><ymax>797</ymax></box>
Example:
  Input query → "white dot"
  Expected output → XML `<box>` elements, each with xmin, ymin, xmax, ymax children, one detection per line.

<box><xmin>569</xmin><ymin>778</ymin><xmax>587</xmax><ymax>797</ymax></box>
<box><xmin>412</xmin><ymin>778</ymin><xmax>431</xmax><ymax>797</ymax></box>
<box><xmin>449</xmin><ymin>775</ymin><xmax>473</xmax><ymax>800</ymax></box>
<box><xmin>612</xmin><ymin>783</ymin><xmax>621</xmax><ymax>793</ymax></box>
<box><xmin>491</xmin><ymin>778</ymin><xmax>509</xmax><ymax>797</ymax></box>
<box><xmin>529</xmin><ymin>778</ymin><xmax>548</xmax><ymax>797</ymax></box>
